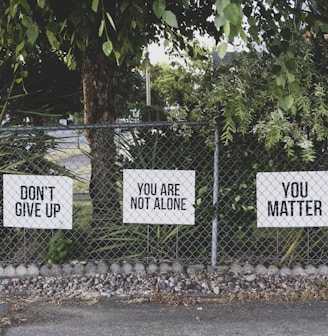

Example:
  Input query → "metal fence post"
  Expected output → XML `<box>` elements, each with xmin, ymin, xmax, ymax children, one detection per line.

<box><xmin>211</xmin><ymin>122</ymin><xmax>220</xmax><ymax>267</ymax></box>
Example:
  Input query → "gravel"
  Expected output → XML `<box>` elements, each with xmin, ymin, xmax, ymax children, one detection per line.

<box><xmin>1</xmin><ymin>261</ymin><xmax>328</xmax><ymax>303</ymax></box>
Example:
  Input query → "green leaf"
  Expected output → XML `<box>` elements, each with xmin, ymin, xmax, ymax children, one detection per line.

<box><xmin>102</xmin><ymin>40</ymin><xmax>113</xmax><ymax>56</ymax></box>
<box><xmin>277</xmin><ymin>108</ymin><xmax>284</xmax><ymax>120</ymax></box>
<box><xmin>223</xmin><ymin>3</ymin><xmax>240</xmax><ymax>25</ymax></box>
<box><xmin>46</xmin><ymin>30</ymin><xmax>59</xmax><ymax>49</ymax></box>
<box><xmin>15</xmin><ymin>41</ymin><xmax>25</xmax><ymax>54</ymax></box>
<box><xmin>279</xmin><ymin>95</ymin><xmax>294</xmax><ymax>110</ymax></box>
<box><xmin>26</xmin><ymin>24</ymin><xmax>39</xmax><ymax>45</ymax></box>
<box><xmin>98</xmin><ymin>19</ymin><xmax>105</xmax><ymax>37</ymax></box>
<box><xmin>322</xmin><ymin>23</ymin><xmax>328</xmax><ymax>33</ymax></box>
<box><xmin>13</xmin><ymin>63</ymin><xmax>19</xmax><ymax>73</ymax></box>
<box><xmin>181</xmin><ymin>0</ymin><xmax>190</xmax><ymax>9</ymax></box>
<box><xmin>285</xmin><ymin>58</ymin><xmax>297</xmax><ymax>72</ymax></box>
<box><xmin>284</xmin><ymin>95</ymin><xmax>294</xmax><ymax>109</ymax></box>
<box><xmin>248</xmin><ymin>16</ymin><xmax>256</xmax><ymax>26</ymax></box>
<box><xmin>37</xmin><ymin>0</ymin><xmax>45</xmax><ymax>9</ymax></box>
<box><xmin>47</xmin><ymin>21</ymin><xmax>59</xmax><ymax>34</ymax></box>
<box><xmin>272</xmin><ymin>64</ymin><xmax>281</xmax><ymax>74</ymax></box>
<box><xmin>280</xmin><ymin>40</ymin><xmax>290</xmax><ymax>53</ymax></box>
<box><xmin>216</xmin><ymin>0</ymin><xmax>230</xmax><ymax>14</ymax></box>
<box><xmin>120</xmin><ymin>0</ymin><xmax>130</xmax><ymax>12</ymax></box>
<box><xmin>21</xmin><ymin>15</ymin><xmax>33</xmax><ymax>28</ymax></box>
<box><xmin>105</xmin><ymin>11</ymin><xmax>116</xmax><ymax>31</ymax></box>
<box><xmin>20</xmin><ymin>0</ymin><xmax>30</xmax><ymax>12</ymax></box>
<box><xmin>248</xmin><ymin>25</ymin><xmax>260</xmax><ymax>44</ymax></box>
<box><xmin>287</xmin><ymin>73</ymin><xmax>295</xmax><ymax>83</ymax></box>
<box><xmin>214</xmin><ymin>14</ymin><xmax>226</xmax><ymax>28</ymax></box>
<box><xmin>240</xmin><ymin>30</ymin><xmax>248</xmax><ymax>43</ymax></box>
<box><xmin>60</xmin><ymin>19</ymin><xmax>67</xmax><ymax>33</ymax></box>
<box><xmin>281</xmin><ymin>28</ymin><xmax>291</xmax><ymax>40</ymax></box>
<box><xmin>153</xmin><ymin>0</ymin><xmax>166</xmax><ymax>18</ymax></box>
<box><xmin>223</xmin><ymin>20</ymin><xmax>230</xmax><ymax>36</ymax></box>
<box><xmin>218</xmin><ymin>42</ymin><xmax>228</xmax><ymax>59</ymax></box>
<box><xmin>270</xmin><ymin>45</ymin><xmax>281</xmax><ymax>57</ymax></box>
<box><xmin>91</xmin><ymin>0</ymin><xmax>99</xmax><ymax>12</ymax></box>
<box><xmin>288</xmin><ymin>81</ymin><xmax>300</xmax><ymax>95</ymax></box>
<box><xmin>276</xmin><ymin>74</ymin><xmax>285</xmax><ymax>87</ymax></box>
<box><xmin>163</xmin><ymin>10</ymin><xmax>178</xmax><ymax>28</ymax></box>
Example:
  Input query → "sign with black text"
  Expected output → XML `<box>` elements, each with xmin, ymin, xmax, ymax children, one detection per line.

<box><xmin>123</xmin><ymin>169</ymin><xmax>195</xmax><ymax>225</ymax></box>
<box><xmin>3</xmin><ymin>174</ymin><xmax>73</xmax><ymax>229</ymax></box>
<box><xmin>257</xmin><ymin>171</ymin><xmax>328</xmax><ymax>227</ymax></box>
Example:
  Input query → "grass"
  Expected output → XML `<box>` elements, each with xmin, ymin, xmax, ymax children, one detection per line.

<box><xmin>73</xmin><ymin>200</ymin><xmax>93</xmax><ymax>228</ymax></box>
<box><xmin>73</xmin><ymin>165</ymin><xmax>91</xmax><ymax>194</ymax></box>
<box><xmin>73</xmin><ymin>178</ymin><xmax>90</xmax><ymax>194</ymax></box>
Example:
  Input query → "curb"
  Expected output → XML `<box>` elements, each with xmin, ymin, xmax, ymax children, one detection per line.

<box><xmin>0</xmin><ymin>261</ymin><xmax>327</xmax><ymax>279</ymax></box>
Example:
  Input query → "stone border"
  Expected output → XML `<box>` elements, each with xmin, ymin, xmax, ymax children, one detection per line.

<box><xmin>0</xmin><ymin>261</ymin><xmax>328</xmax><ymax>278</ymax></box>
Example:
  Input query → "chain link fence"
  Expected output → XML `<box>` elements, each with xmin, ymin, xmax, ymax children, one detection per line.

<box><xmin>0</xmin><ymin>121</ymin><xmax>328</xmax><ymax>266</ymax></box>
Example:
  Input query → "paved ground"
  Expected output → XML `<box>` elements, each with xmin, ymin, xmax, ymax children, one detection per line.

<box><xmin>2</xmin><ymin>299</ymin><xmax>328</xmax><ymax>336</ymax></box>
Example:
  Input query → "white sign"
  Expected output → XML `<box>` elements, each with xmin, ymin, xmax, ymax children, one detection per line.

<box><xmin>257</xmin><ymin>171</ymin><xmax>328</xmax><ymax>227</ymax></box>
<box><xmin>3</xmin><ymin>174</ymin><xmax>73</xmax><ymax>229</ymax></box>
<box><xmin>123</xmin><ymin>169</ymin><xmax>195</xmax><ymax>225</ymax></box>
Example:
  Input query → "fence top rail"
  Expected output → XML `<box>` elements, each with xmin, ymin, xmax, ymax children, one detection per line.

<box><xmin>0</xmin><ymin>121</ymin><xmax>210</xmax><ymax>133</ymax></box>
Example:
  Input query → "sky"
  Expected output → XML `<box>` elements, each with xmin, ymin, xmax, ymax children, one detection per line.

<box><xmin>148</xmin><ymin>43</ymin><xmax>170</xmax><ymax>64</ymax></box>
<box><xmin>147</xmin><ymin>34</ymin><xmax>246</xmax><ymax>65</ymax></box>
<box><xmin>147</xmin><ymin>32</ymin><xmax>219</xmax><ymax>65</ymax></box>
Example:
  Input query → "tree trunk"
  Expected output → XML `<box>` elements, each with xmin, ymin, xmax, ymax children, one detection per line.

<box><xmin>82</xmin><ymin>51</ymin><xmax>121</xmax><ymax>227</ymax></box>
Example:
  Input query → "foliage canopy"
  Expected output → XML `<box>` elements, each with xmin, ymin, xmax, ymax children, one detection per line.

<box><xmin>0</xmin><ymin>0</ymin><xmax>327</xmax><ymax>157</ymax></box>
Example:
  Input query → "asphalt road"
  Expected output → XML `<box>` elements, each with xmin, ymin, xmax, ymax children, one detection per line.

<box><xmin>3</xmin><ymin>300</ymin><xmax>328</xmax><ymax>336</ymax></box>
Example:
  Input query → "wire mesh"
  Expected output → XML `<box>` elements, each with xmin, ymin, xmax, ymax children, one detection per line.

<box><xmin>0</xmin><ymin>122</ymin><xmax>328</xmax><ymax>266</ymax></box>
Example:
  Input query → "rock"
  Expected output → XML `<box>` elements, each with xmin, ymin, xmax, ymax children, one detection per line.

<box><xmin>215</xmin><ymin>265</ymin><xmax>230</xmax><ymax>273</ymax></box>
<box><xmin>122</xmin><ymin>263</ymin><xmax>133</xmax><ymax>274</ymax></box>
<box><xmin>230</xmin><ymin>262</ymin><xmax>243</xmax><ymax>274</ymax></box>
<box><xmin>39</xmin><ymin>264</ymin><xmax>61</xmax><ymax>277</ymax></box>
<box><xmin>206</xmin><ymin>266</ymin><xmax>216</xmax><ymax>273</ymax></box>
<box><xmin>317</xmin><ymin>264</ymin><xmax>328</xmax><ymax>275</ymax></box>
<box><xmin>245</xmin><ymin>273</ymin><xmax>256</xmax><ymax>282</ymax></box>
<box><xmin>172</xmin><ymin>261</ymin><xmax>184</xmax><ymax>273</ymax></box>
<box><xmin>96</xmin><ymin>260</ymin><xmax>109</xmax><ymax>274</ymax></box>
<box><xmin>1</xmin><ymin>260</ymin><xmax>328</xmax><ymax>303</ymax></box>
<box><xmin>4</xmin><ymin>265</ymin><xmax>16</xmax><ymax>278</ymax></box>
<box><xmin>216</xmin><ymin>275</ymin><xmax>225</xmax><ymax>284</ymax></box>
<box><xmin>243</xmin><ymin>263</ymin><xmax>255</xmax><ymax>273</ymax></box>
<box><xmin>85</xmin><ymin>262</ymin><xmax>97</xmax><ymax>276</ymax></box>
<box><xmin>255</xmin><ymin>264</ymin><xmax>268</xmax><ymax>274</ymax></box>
<box><xmin>110</xmin><ymin>263</ymin><xmax>121</xmax><ymax>273</ymax></box>
<box><xmin>147</xmin><ymin>263</ymin><xmax>158</xmax><ymax>273</ymax></box>
<box><xmin>201</xmin><ymin>281</ymin><xmax>209</xmax><ymax>290</ymax></box>
<box><xmin>50</xmin><ymin>264</ymin><xmax>62</xmax><ymax>276</ymax></box>
<box><xmin>305</xmin><ymin>265</ymin><xmax>317</xmax><ymax>275</ymax></box>
<box><xmin>292</xmin><ymin>266</ymin><xmax>306</xmax><ymax>276</ymax></box>
<box><xmin>267</xmin><ymin>265</ymin><xmax>279</xmax><ymax>274</ymax></box>
<box><xmin>159</xmin><ymin>263</ymin><xmax>171</xmax><ymax>273</ymax></box>
<box><xmin>16</xmin><ymin>265</ymin><xmax>27</xmax><ymax>277</ymax></box>
<box><xmin>62</xmin><ymin>264</ymin><xmax>75</xmax><ymax>276</ymax></box>
<box><xmin>213</xmin><ymin>285</ymin><xmax>220</xmax><ymax>294</ymax></box>
<box><xmin>134</xmin><ymin>263</ymin><xmax>146</xmax><ymax>273</ymax></box>
<box><xmin>74</xmin><ymin>263</ymin><xmax>85</xmax><ymax>276</ymax></box>
<box><xmin>27</xmin><ymin>264</ymin><xmax>39</xmax><ymax>277</ymax></box>
<box><xmin>186</xmin><ymin>264</ymin><xmax>204</xmax><ymax>274</ymax></box>
<box><xmin>280</xmin><ymin>267</ymin><xmax>292</xmax><ymax>276</ymax></box>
